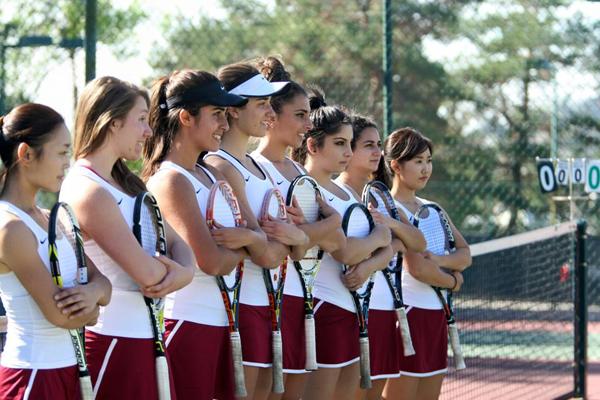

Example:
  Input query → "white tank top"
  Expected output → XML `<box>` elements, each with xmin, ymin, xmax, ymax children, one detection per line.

<box><xmin>395</xmin><ymin>198</ymin><xmax>442</xmax><ymax>310</ymax></box>
<box><xmin>334</xmin><ymin>181</ymin><xmax>394</xmax><ymax>312</ymax></box>
<box><xmin>205</xmin><ymin>149</ymin><xmax>275</xmax><ymax>306</ymax></box>
<box><xmin>312</xmin><ymin>181</ymin><xmax>357</xmax><ymax>312</ymax></box>
<box><xmin>0</xmin><ymin>201</ymin><xmax>77</xmax><ymax>369</ymax></box>
<box><xmin>148</xmin><ymin>161</ymin><xmax>228</xmax><ymax>326</ymax></box>
<box><xmin>250</xmin><ymin>151</ymin><xmax>306</xmax><ymax>298</ymax></box>
<box><xmin>59</xmin><ymin>163</ymin><xmax>154</xmax><ymax>338</ymax></box>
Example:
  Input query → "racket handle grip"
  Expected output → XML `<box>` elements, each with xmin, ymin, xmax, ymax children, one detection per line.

<box><xmin>448</xmin><ymin>324</ymin><xmax>466</xmax><ymax>370</ymax></box>
<box><xmin>79</xmin><ymin>375</ymin><xmax>94</xmax><ymax>400</ymax></box>
<box><xmin>359</xmin><ymin>336</ymin><xmax>372</xmax><ymax>390</ymax></box>
<box><xmin>396</xmin><ymin>308</ymin><xmax>416</xmax><ymax>356</ymax></box>
<box><xmin>230</xmin><ymin>331</ymin><xmax>247</xmax><ymax>398</ymax></box>
<box><xmin>272</xmin><ymin>330</ymin><xmax>285</xmax><ymax>394</ymax></box>
<box><xmin>304</xmin><ymin>316</ymin><xmax>318</xmax><ymax>371</ymax></box>
<box><xmin>155</xmin><ymin>355</ymin><xmax>172</xmax><ymax>400</ymax></box>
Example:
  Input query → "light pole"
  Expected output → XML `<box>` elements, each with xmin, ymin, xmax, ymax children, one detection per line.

<box><xmin>0</xmin><ymin>26</ymin><xmax>83</xmax><ymax>114</ymax></box>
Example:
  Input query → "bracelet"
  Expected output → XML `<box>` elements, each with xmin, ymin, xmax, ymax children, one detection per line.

<box><xmin>449</xmin><ymin>273</ymin><xmax>458</xmax><ymax>291</ymax></box>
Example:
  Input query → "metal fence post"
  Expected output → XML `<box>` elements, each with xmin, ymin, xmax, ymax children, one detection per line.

<box><xmin>574</xmin><ymin>219</ymin><xmax>587</xmax><ymax>398</ymax></box>
<box><xmin>382</xmin><ymin>0</ymin><xmax>392</xmax><ymax>137</ymax></box>
<box><xmin>85</xmin><ymin>0</ymin><xmax>97</xmax><ymax>82</ymax></box>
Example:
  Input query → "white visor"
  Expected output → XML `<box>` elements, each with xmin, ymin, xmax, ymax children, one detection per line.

<box><xmin>229</xmin><ymin>74</ymin><xmax>289</xmax><ymax>98</ymax></box>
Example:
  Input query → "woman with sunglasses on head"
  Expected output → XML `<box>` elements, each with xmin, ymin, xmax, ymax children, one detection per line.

<box><xmin>0</xmin><ymin>103</ymin><xmax>111</xmax><ymax>399</ymax></box>
<box><xmin>59</xmin><ymin>77</ymin><xmax>196</xmax><ymax>400</ymax></box>
<box><xmin>376</xmin><ymin>128</ymin><xmax>470</xmax><ymax>400</ymax></box>
<box><xmin>141</xmin><ymin>69</ymin><xmax>259</xmax><ymax>400</ymax></box>
<box><xmin>337</xmin><ymin>114</ymin><xmax>426</xmax><ymax>400</ymax></box>
<box><xmin>250</xmin><ymin>56</ymin><xmax>346</xmax><ymax>400</ymax></box>
<box><xmin>205</xmin><ymin>61</ymin><xmax>309</xmax><ymax>400</ymax></box>
<box><xmin>291</xmin><ymin>89</ymin><xmax>393</xmax><ymax>400</ymax></box>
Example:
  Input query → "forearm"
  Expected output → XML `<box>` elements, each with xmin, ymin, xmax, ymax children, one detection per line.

<box><xmin>86</xmin><ymin>274</ymin><xmax>112</xmax><ymax>307</ymax></box>
<box><xmin>434</xmin><ymin>248</ymin><xmax>472</xmax><ymax>272</ymax></box>
<box><xmin>300</xmin><ymin>214</ymin><xmax>341</xmax><ymax>248</ymax></box>
<box><xmin>404</xmin><ymin>250</ymin><xmax>455</xmax><ymax>288</ymax></box>
<box><xmin>390</xmin><ymin>220</ymin><xmax>426</xmax><ymax>252</ymax></box>
<box><xmin>360</xmin><ymin>245</ymin><xmax>394</xmax><ymax>274</ymax></box>
<box><xmin>251</xmin><ymin>241</ymin><xmax>289</xmax><ymax>269</ymax></box>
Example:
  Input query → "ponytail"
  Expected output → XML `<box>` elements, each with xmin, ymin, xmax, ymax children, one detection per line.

<box><xmin>142</xmin><ymin>76</ymin><xmax>172</xmax><ymax>181</ymax></box>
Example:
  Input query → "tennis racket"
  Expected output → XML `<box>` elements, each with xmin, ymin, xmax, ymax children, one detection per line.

<box><xmin>206</xmin><ymin>180</ymin><xmax>247</xmax><ymax>398</ymax></box>
<box><xmin>286</xmin><ymin>175</ymin><xmax>323</xmax><ymax>371</ymax></box>
<box><xmin>342</xmin><ymin>203</ymin><xmax>376</xmax><ymax>389</ymax></box>
<box><xmin>48</xmin><ymin>202</ymin><xmax>93</xmax><ymax>400</ymax></box>
<box><xmin>413</xmin><ymin>203</ymin><xmax>466</xmax><ymax>370</ymax></box>
<box><xmin>132</xmin><ymin>192</ymin><xmax>171</xmax><ymax>400</ymax></box>
<box><xmin>261</xmin><ymin>188</ymin><xmax>288</xmax><ymax>394</ymax></box>
<box><xmin>361</xmin><ymin>181</ymin><xmax>415</xmax><ymax>356</ymax></box>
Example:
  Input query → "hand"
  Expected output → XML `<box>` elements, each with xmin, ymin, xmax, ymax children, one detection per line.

<box><xmin>142</xmin><ymin>255</ymin><xmax>193</xmax><ymax>298</ymax></box>
<box><xmin>451</xmin><ymin>271</ymin><xmax>464</xmax><ymax>292</ymax></box>
<box><xmin>54</xmin><ymin>283</ymin><xmax>102</xmax><ymax>320</ymax></box>
<box><xmin>422</xmin><ymin>250</ymin><xmax>442</xmax><ymax>266</ymax></box>
<box><xmin>211</xmin><ymin>226</ymin><xmax>254</xmax><ymax>249</ymax></box>
<box><xmin>367</xmin><ymin>205</ymin><xmax>388</xmax><ymax>226</ymax></box>
<box><xmin>372</xmin><ymin>224</ymin><xmax>392</xmax><ymax>247</ymax></box>
<box><xmin>85</xmin><ymin>306</ymin><xmax>100</xmax><ymax>326</ymax></box>
<box><xmin>317</xmin><ymin>196</ymin><xmax>338</xmax><ymax>219</ymax></box>
<box><xmin>260</xmin><ymin>215</ymin><xmax>308</xmax><ymax>246</ymax></box>
<box><xmin>286</xmin><ymin>197</ymin><xmax>307</xmax><ymax>225</ymax></box>
<box><xmin>341</xmin><ymin>263</ymin><xmax>371</xmax><ymax>292</ymax></box>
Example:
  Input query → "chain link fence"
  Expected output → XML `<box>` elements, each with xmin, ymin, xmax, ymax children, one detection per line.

<box><xmin>2</xmin><ymin>0</ymin><xmax>600</xmax><ymax>389</ymax></box>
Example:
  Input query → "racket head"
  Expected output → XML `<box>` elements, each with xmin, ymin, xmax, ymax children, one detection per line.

<box><xmin>287</xmin><ymin>175</ymin><xmax>321</xmax><ymax>224</ymax></box>
<box><xmin>342</xmin><ymin>203</ymin><xmax>375</xmax><ymax>295</ymax></box>
<box><xmin>207</xmin><ymin>180</ymin><xmax>243</xmax><ymax>230</ymax></box>
<box><xmin>48</xmin><ymin>202</ymin><xmax>88</xmax><ymax>286</ymax></box>
<box><xmin>207</xmin><ymin>181</ymin><xmax>244</xmax><ymax>290</ymax></box>
<box><xmin>133</xmin><ymin>192</ymin><xmax>167</xmax><ymax>256</ymax></box>
<box><xmin>413</xmin><ymin>203</ymin><xmax>454</xmax><ymax>256</ymax></box>
<box><xmin>261</xmin><ymin>188</ymin><xmax>288</xmax><ymax>292</ymax></box>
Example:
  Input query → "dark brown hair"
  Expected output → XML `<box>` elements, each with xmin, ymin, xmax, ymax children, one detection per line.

<box><xmin>0</xmin><ymin>103</ymin><xmax>64</xmax><ymax>193</ymax></box>
<box><xmin>291</xmin><ymin>86</ymin><xmax>351</xmax><ymax>165</ymax></box>
<box><xmin>142</xmin><ymin>70</ymin><xmax>220</xmax><ymax>180</ymax></box>
<box><xmin>256</xmin><ymin>56</ymin><xmax>306</xmax><ymax>114</ymax></box>
<box><xmin>349</xmin><ymin>113</ymin><xmax>378</xmax><ymax>150</ymax></box>
<box><xmin>74</xmin><ymin>76</ymin><xmax>148</xmax><ymax>196</ymax></box>
<box><xmin>375</xmin><ymin>127</ymin><xmax>433</xmax><ymax>187</ymax></box>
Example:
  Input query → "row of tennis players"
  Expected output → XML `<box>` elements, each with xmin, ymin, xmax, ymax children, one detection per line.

<box><xmin>0</xmin><ymin>55</ymin><xmax>470</xmax><ymax>400</ymax></box>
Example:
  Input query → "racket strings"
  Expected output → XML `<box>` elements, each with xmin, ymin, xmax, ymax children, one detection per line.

<box><xmin>140</xmin><ymin>203</ymin><xmax>160</xmax><ymax>255</ymax></box>
<box><xmin>292</xmin><ymin>184</ymin><xmax>320</xmax><ymax>224</ymax></box>
<box><xmin>418</xmin><ymin>212</ymin><xmax>448</xmax><ymax>256</ymax></box>
<box><xmin>212</xmin><ymin>188</ymin><xmax>238</xmax><ymax>228</ymax></box>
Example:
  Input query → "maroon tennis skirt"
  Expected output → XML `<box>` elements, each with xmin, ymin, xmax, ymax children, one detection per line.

<box><xmin>0</xmin><ymin>364</ymin><xmax>80</xmax><ymax>400</ymax></box>
<box><xmin>398</xmin><ymin>306</ymin><xmax>448</xmax><ymax>376</ymax></box>
<box><xmin>164</xmin><ymin>319</ymin><xmax>235</xmax><ymax>400</ymax></box>
<box><xmin>238</xmin><ymin>304</ymin><xmax>272</xmax><ymax>367</ymax></box>
<box><xmin>85</xmin><ymin>330</ymin><xmax>177</xmax><ymax>400</ymax></box>
<box><xmin>368</xmin><ymin>309</ymin><xmax>401</xmax><ymax>380</ymax></box>
<box><xmin>313</xmin><ymin>299</ymin><xmax>360</xmax><ymax>367</ymax></box>
<box><xmin>280</xmin><ymin>294</ymin><xmax>308</xmax><ymax>373</ymax></box>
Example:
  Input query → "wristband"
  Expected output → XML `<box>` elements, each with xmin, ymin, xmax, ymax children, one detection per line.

<box><xmin>449</xmin><ymin>273</ymin><xmax>458</xmax><ymax>291</ymax></box>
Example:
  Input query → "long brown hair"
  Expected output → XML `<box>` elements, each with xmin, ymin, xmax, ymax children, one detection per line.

<box><xmin>142</xmin><ymin>70</ymin><xmax>219</xmax><ymax>180</ymax></box>
<box><xmin>74</xmin><ymin>76</ymin><xmax>148</xmax><ymax>196</ymax></box>
<box><xmin>375</xmin><ymin>127</ymin><xmax>433</xmax><ymax>187</ymax></box>
<box><xmin>0</xmin><ymin>103</ymin><xmax>64</xmax><ymax>194</ymax></box>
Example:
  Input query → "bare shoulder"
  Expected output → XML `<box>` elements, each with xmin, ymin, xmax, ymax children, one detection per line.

<box><xmin>0</xmin><ymin>215</ymin><xmax>39</xmax><ymax>267</ymax></box>
<box><xmin>147</xmin><ymin>169</ymin><xmax>194</xmax><ymax>196</ymax></box>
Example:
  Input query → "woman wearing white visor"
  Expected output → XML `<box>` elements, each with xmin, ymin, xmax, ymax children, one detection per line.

<box><xmin>205</xmin><ymin>62</ymin><xmax>309</xmax><ymax>400</ymax></box>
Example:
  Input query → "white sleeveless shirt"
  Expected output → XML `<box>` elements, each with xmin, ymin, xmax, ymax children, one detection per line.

<box><xmin>0</xmin><ymin>201</ymin><xmax>77</xmax><ymax>369</ymax></box>
<box><xmin>395</xmin><ymin>198</ymin><xmax>443</xmax><ymax>310</ymax></box>
<box><xmin>205</xmin><ymin>150</ymin><xmax>275</xmax><ymax>306</ymax></box>
<box><xmin>312</xmin><ymin>181</ymin><xmax>358</xmax><ymax>312</ymax></box>
<box><xmin>250</xmin><ymin>151</ymin><xmax>306</xmax><ymax>299</ymax></box>
<box><xmin>59</xmin><ymin>163</ymin><xmax>154</xmax><ymax>338</ymax></box>
<box><xmin>148</xmin><ymin>161</ymin><xmax>228</xmax><ymax>326</ymax></box>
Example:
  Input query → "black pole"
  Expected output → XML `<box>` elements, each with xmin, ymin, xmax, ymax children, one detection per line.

<box><xmin>0</xmin><ymin>25</ymin><xmax>12</xmax><ymax>115</ymax></box>
<box><xmin>382</xmin><ymin>0</ymin><xmax>392</xmax><ymax>137</ymax></box>
<box><xmin>85</xmin><ymin>0</ymin><xmax>97</xmax><ymax>82</ymax></box>
<box><xmin>574</xmin><ymin>219</ymin><xmax>587</xmax><ymax>398</ymax></box>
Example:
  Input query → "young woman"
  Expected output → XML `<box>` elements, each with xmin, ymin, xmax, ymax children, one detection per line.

<box><xmin>0</xmin><ymin>103</ymin><xmax>111</xmax><ymax>399</ymax></box>
<box><xmin>59</xmin><ymin>77</ymin><xmax>196</xmax><ymax>400</ymax></box>
<box><xmin>337</xmin><ymin>115</ymin><xmax>426</xmax><ymax>400</ymax></box>
<box><xmin>141</xmin><ymin>69</ymin><xmax>259</xmax><ymax>400</ymax></box>
<box><xmin>377</xmin><ymin>128</ymin><xmax>471</xmax><ymax>400</ymax></box>
<box><xmin>205</xmin><ymin>61</ymin><xmax>309</xmax><ymax>400</ymax></box>
<box><xmin>291</xmin><ymin>89</ymin><xmax>393</xmax><ymax>400</ymax></box>
<box><xmin>251</xmin><ymin>56</ymin><xmax>346</xmax><ymax>400</ymax></box>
